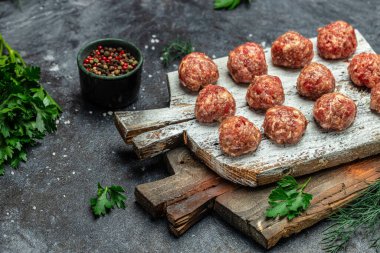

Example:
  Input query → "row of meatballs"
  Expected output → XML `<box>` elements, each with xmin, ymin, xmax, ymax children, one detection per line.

<box><xmin>177</xmin><ymin>20</ymin><xmax>380</xmax><ymax>157</ymax></box>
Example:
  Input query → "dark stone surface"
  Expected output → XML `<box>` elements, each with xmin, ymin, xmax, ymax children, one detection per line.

<box><xmin>0</xmin><ymin>0</ymin><xmax>378</xmax><ymax>252</ymax></box>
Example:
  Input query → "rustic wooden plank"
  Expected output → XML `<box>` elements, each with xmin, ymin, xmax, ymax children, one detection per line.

<box><xmin>134</xmin><ymin>148</ymin><xmax>223</xmax><ymax>218</ymax></box>
<box><xmin>131</xmin><ymin>120</ymin><xmax>195</xmax><ymax>159</ymax></box>
<box><xmin>214</xmin><ymin>156</ymin><xmax>380</xmax><ymax>249</ymax></box>
<box><xmin>125</xmin><ymin>30</ymin><xmax>380</xmax><ymax>188</ymax></box>
<box><xmin>182</xmin><ymin>30</ymin><xmax>380</xmax><ymax>186</ymax></box>
<box><xmin>114</xmin><ymin>106</ymin><xmax>194</xmax><ymax>144</ymax></box>
<box><xmin>167</xmin><ymin>182</ymin><xmax>237</xmax><ymax>236</ymax></box>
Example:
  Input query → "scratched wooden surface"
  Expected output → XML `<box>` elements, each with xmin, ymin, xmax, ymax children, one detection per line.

<box><xmin>135</xmin><ymin>147</ymin><xmax>380</xmax><ymax>249</ymax></box>
<box><xmin>115</xmin><ymin>30</ymin><xmax>380</xmax><ymax>187</ymax></box>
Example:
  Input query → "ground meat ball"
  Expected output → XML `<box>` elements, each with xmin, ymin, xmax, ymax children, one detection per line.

<box><xmin>219</xmin><ymin>116</ymin><xmax>261</xmax><ymax>157</ymax></box>
<box><xmin>178</xmin><ymin>52</ymin><xmax>219</xmax><ymax>92</ymax></box>
<box><xmin>348</xmin><ymin>53</ymin><xmax>380</xmax><ymax>89</ymax></box>
<box><xmin>271</xmin><ymin>31</ymin><xmax>314</xmax><ymax>68</ymax></box>
<box><xmin>227</xmin><ymin>42</ymin><xmax>267</xmax><ymax>84</ymax></box>
<box><xmin>313</xmin><ymin>93</ymin><xmax>357</xmax><ymax>131</ymax></box>
<box><xmin>317</xmin><ymin>20</ymin><xmax>357</xmax><ymax>59</ymax></box>
<box><xmin>263</xmin><ymin>106</ymin><xmax>308</xmax><ymax>145</ymax></box>
<box><xmin>246</xmin><ymin>75</ymin><xmax>285</xmax><ymax>110</ymax></box>
<box><xmin>370</xmin><ymin>85</ymin><xmax>380</xmax><ymax>113</ymax></box>
<box><xmin>195</xmin><ymin>85</ymin><xmax>236</xmax><ymax>123</ymax></box>
<box><xmin>297</xmin><ymin>62</ymin><xmax>335</xmax><ymax>100</ymax></box>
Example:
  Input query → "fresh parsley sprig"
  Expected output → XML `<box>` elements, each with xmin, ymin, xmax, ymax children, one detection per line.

<box><xmin>0</xmin><ymin>34</ymin><xmax>61</xmax><ymax>175</ymax></box>
<box><xmin>321</xmin><ymin>180</ymin><xmax>380</xmax><ymax>253</ymax></box>
<box><xmin>214</xmin><ymin>0</ymin><xmax>252</xmax><ymax>10</ymax></box>
<box><xmin>266</xmin><ymin>176</ymin><xmax>313</xmax><ymax>220</ymax></box>
<box><xmin>90</xmin><ymin>183</ymin><xmax>127</xmax><ymax>217</ymax></box>
<box><xmin>161</xmin><ymin>40</ymin><xmax>193</xmax><ymax>67</ymax></box>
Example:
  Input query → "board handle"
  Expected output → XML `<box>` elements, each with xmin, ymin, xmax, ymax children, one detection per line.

<box><xmin>132</xmin><ymin>120</ymin><xmax>195</xmax><ymax>159</ymax></box>
<box><xmin>114</xmin><ymin>106</ymin><xmax>195</xmax><ymax>144</ymax></box>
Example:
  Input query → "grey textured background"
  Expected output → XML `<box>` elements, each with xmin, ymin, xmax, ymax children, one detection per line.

<box><xmin>0</xmin><ymin>0</ymin><xmax>379</xmax><ymax>252</ymax></box>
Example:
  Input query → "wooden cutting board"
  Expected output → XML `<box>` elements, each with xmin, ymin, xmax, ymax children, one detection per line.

<box><xmin>115</xmin><ymin>30</ymin><xmax>380</xmax><ymax>187</ymax></box>
<box><xmin>135</xmin><ymin>147</ymin><xmax>380</xmax><ymax>249</ymax></box>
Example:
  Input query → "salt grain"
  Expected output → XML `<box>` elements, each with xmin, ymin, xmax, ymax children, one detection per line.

<box><xmin>72</xmin><ymin>171</ymin><xmax>75</xmax><ymax>175</ymax></box>
<box><xmin>64</xmin><ymin>120</ymin><xmax>70</xmax><ymax>125</ymax></box>
<box><xmin>144</xmin><ymin>45</ymin><xmax>149</xmax><ymax>49</ymax></box>
<box><xmin>155</xmin><ymin>39</ymin><xmax>159</xmax><ymax>43</ymax></box>
<box><xmin>89</xmin><ymin>111</ymin><xmax>93</xmax><ymax>114</ymax></box>
<box><xmin>212</xmin><ymin>54</ymin><xmax>216</xmax><ymax>59</ymax></box>
<box><xmin>151</xmin><ymin>39</ymin><xmax>155</xmax><ymax>43</ymax></box>
<box><xmin>11</xmin><ymin>171</ymin><xmax>14</xmax><ymax>175</ymax></box>
<box><xmin>249</xmin><ymin>34</ymin><xmax>253</xmax><ymax>37</ymax></box>
<box><xmin>107</xmin><ymin>111</ymin><xmax>113</xmax><ymax>116</ymax></box>
<box><xmin>32</xmin><ymin>206</ymin><xmax>36</xmax><ymax>210</ymax></box>
<box><xmin>148</xmin><ymin>74</ymin><xmax>152</xmax><ymax>78</ymax></box>
<box><xmin>102</xmin><ymin>113</ymin><xmax>106</xmax><ymax>117</ymax></box>
<box><xmin>151</xmin><ymin>46</ymin><xmax>155</xmax><ymax>50</ymax></box>
<box><xmin>52</xmin><ymin>152</ymin><xmax>56</xmax><ymax>156</ymax></box>
<box><xmin>55</xmin><ymin>120</ymin><xmax>59</xmax><ymax>124</ymax></box>
<box><xmin>160</xmin><ymin>57</ymin><xmax>164</xmax><ymax>61</ymax></box>
<box><xmin>63</xmin><ymin>155</ymin><xmax>67</xmax><ymax>158</ymax></box>
<box><xmin>152</xmin><ymin>34</ymin><xmax>157</xmax><ymax>38</ymax></box>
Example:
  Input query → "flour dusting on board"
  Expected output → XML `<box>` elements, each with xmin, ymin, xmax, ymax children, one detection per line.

<box><xmin>167</xmin><ymin>30</ymin><xmax>380</xmax><ymax>186</ymax></box>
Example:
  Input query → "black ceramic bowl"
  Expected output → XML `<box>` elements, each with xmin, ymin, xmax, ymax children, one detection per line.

<box><xmin>77</xmin><ymin>38</ymin><xmax>143</xmax><ymax>109</ymax></box>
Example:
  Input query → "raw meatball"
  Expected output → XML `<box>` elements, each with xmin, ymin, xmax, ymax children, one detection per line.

<box><xmin>297</xmin><ymin>62</ymin><xmax>336</xmax><ymax>100</ymax></box>
<box><xmin>178</xmin><ymin>52</ymin><xmax>219</xmax><ymax>91</ymax></box>
<box><xmin>348</xmin><ymin>53</ymin><xmax>380</xmax><ymax>89</ymax></box>
<box><xmin>317</xmin><ymin>20</ymin><xmax>357</xmax><ymax>59</ymax></box>
<box><xmin>263</xmin><ymin>106</ymin><xmax>308</xmax><ymax>145</ymax></box>
<box><xmin>313</xmin><ymin>93</ymin><xmax>357</xmax><ymax>131</ymax></box>
<box><xmin>219</xmin><ymin>116</ymin><xmax>261</xmax><ymax>157</ymax></box>
<box><xmin>246</xmin><ymin>75</ymin><xmax>285</xmax><ymax>110</ymax></box>
<box><xmin>370</xmin><ymin>85</ymin><xmax>380</xmax><ymax>113</ymax></box>
<box><xmin>227</xmin><ymin>42</ymin><xmax>268</xmax><ymax>84</ymax></box>
<box><xmin>195</xmin><ymin>85</ymin><xmax>236</xmax><ymax>123</ymax></box>
<box><xmin>271</xmin><ymin>31</ymin><xmax>314</xmax><ymax>68</ymax></box>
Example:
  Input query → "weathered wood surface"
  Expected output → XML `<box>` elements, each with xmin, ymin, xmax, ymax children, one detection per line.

<box><xmin>135</xmin><ymin>148</ymin><xmax>380</xmax><ymax>249</ymax></box>
<box><xmin>116</xmin><ymin>30</ymin><xmax>380</xmax><ymax>187</ymax></box>
<box><xmin>214</xmin><ymin>157</ymin><xmax>380</xmax><ymax>249</ymax></box>
<box><xmin>114</xmin><ymin>106</ymin><xmax>194</xmax><ymax>144</ymax></box>
<box><xmin>134</xmin><ymin>148</ymin><xmax>232</xmax><ymax>219</ymax></box>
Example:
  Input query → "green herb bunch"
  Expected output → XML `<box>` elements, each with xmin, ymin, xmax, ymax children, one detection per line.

<box><xmin>322</xmin><ymin>180</ymin><xmax>380</xmax><ymax>253</ymax></box>
<box><xmin>161</xmin><ymin>40</ymin><xmax>193</xmax><ymax>67</ymax></box>
<box><xmin>214</xmin><ymin>0</ymin><xmax>252</xmax><ymax>10</ymax></box>
<box><xmin>0</xmin><ymin>34</ymin><xmax>61</xmax><ymax>175</ymax></box>
<box><xmin>266</xmin><ymin>176</ymin><xmax>313</xmax><ymax>220</ymax></box>
<box><xmin>90</xmin><ymin>183</ymin><xmax>127</xmax><ymax>217</ymax></box>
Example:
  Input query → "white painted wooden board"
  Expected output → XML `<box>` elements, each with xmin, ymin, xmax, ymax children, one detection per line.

<box><xmin>166</xmin><ymin>30</ymin><xmax>380</xmax><ymax>186</ymax></box>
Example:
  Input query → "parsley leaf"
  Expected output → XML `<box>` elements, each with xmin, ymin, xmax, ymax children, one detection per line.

<box><xmin>0</xmin><ymin>34</ymin><xmax>61</xmax><ymax>175</ymax></box>
<box><xmin>90</xmin><ymin>183</ymin><xmax>127</xmax><ymax>217</ymax></box>
<box><xmin>266</xmin><ymin>176</ymin><xmax>313</xmax><ymax>220</ymax></box>
<box><xmin>214</xmin><ymin>0</ymin><xmax>251</xmax><ymax>10</ymax></box>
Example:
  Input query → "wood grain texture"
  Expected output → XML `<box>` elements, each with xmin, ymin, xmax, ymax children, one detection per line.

<box><xmin>135</xmin><ymin>147</ymin><xmax>380</xmax><ymax>249</ymax></box>
<box><xmin>131</xmin><ymin>120</ymin><xmax>195</xmax><ymax>159</ymax></box>
<box><xmin>134</xmin><ymin>148</ymin><xmax>224</xmax><ymax>218</ymax></box>
<box><xmin>169</xmin><ymin>30</ymin><xmax>380</xmax><ymax>186</ymax></box>
<box><xmin>167</xmin><ymin>182</ymin><xmax>237</xmax><ymax>236</ymax></box>
<box><xmin>214</xmin><ymin>157</ymin><xmax>380</xmax><ymax>249</ymax></box>
<box><xmin>114</xmin><ymin>106</ymin><xmax>194</xmax><ymax>144</ymax></box>
<box><xmin>117</xmin><ymin>30</ymin><xmax>380</xmax><ymax>187</ymax></box>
